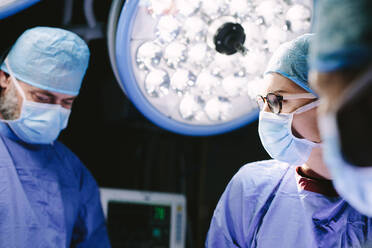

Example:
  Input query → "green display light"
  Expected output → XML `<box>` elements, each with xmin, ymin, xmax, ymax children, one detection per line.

<box><xmin>153</xmin><ymin>228</ymin><xmax>161</xmax><ymax>238</ymax></box>
<box><xmin>154</xmin><ymin>206</ymin><xmax>166</xmax><ymax>220</ymax></box>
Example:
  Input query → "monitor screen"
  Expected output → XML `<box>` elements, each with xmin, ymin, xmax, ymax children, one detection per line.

<box><xmin>107</xmin><ymin>201</ymin><xmax>171</xmax><ymax>248</ymax></box>
<box><xmin>100</xmin><ymin>188</ymin><xmax>186</xmax><ymax>248</ymax></box>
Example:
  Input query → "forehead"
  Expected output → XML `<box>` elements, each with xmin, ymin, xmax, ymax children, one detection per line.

<box><xmin>264</xmin><ymin>73</ymin><xmax>307</xmax><ymax>94</ymax></box>
<box><xmin>19</xmin><ymin>81</ymin><xmax>76</xmax><ymax>99</ymax></box>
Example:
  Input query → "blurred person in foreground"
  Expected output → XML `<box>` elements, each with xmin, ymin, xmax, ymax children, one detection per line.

<box><xmin>310</xmin><ymin>0</ymin><xmax>372</xmax><ymax>217</ymax></box>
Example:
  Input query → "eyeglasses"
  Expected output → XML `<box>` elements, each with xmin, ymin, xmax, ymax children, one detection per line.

<box><xmin>257</xmin><ymin>92</ymin><xmax>317</xmax><ymax>114</ymax></box>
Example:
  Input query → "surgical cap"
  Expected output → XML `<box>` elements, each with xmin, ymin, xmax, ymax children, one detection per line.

<box><xmin>0</xmin><ymin>26</ymin><xmax>90</xmax><ymax>95</ymax></box>
<box><xmin>310</xmin><ymin>0</ymin><xmax>372</xmax><ymax>72</ymax></box>
<box><xmin>265</xmin><ymin>33</ymin><xmax>315</xmax><ymax>94</ymax></box>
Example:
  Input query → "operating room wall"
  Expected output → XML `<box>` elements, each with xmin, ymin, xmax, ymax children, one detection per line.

<box><xmin>0</xmin><ymin>1</ymin><xmax>270</xmax><ymax>247</ymax></box>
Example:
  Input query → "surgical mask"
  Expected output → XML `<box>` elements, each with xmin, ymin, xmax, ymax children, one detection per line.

<box><xmin>3</xmin><ymin>59</ymin><xmax>71</xmax><ymax>144</ymax></box>
<box><xmin>319</xmin><ymin>113</ymin><xmax>372</xmax><ymax>216</ymax></box>
<box><xmin>258</xmin><ymin>100</ymin><xmax>320</xmax><ymax>165</ymax></box>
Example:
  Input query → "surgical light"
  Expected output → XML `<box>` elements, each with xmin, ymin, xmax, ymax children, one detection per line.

<box><xmin>109</xmin><ymin>0</ymin><xmax>313</xmax><ymax>135</ymax></box>
<box><xmin>0</xmin><ymin>0</ymin><xmax>40</xmax><ymax>20</ymax></box>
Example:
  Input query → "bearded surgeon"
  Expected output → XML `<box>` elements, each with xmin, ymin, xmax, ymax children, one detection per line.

<box><xmin>0</xmin><ymin>26</ymin><xmax>111</xmax><ymax>247</ymax></box>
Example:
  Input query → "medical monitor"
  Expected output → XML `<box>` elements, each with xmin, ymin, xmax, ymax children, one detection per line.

<box><xmin>100</xmin><ymin>188</ymin><xmax>186</xmax><ymax>248</ymax></box>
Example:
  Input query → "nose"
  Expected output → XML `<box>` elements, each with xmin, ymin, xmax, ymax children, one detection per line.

<box><xmin>263</xmin><ymin>102</ymin><xmax>271</xmax><ymax>112</ymax></box>
<box><xmin>257</xmin><ymin>96</ymin><xmax>271</xmax><ymax>113</ymax></box>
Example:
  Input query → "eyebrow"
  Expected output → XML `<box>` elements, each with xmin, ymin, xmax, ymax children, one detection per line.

<box><xmin>31</xmin><ymin>89</ymin><xmax>54</xmax><ymax>97</ymax></box>
<box><xmin>63</xmin><ymin>97</ymin><xmax>76</xmax><ymax>101</ymax></box>
<box><xmin>271</xmin><ymin>90</ymin><xmax>289</xmax><ymax>94</ymax></box>
<box><xmin>31</xmin><ymin>90</ymin><xmax>76</xmax><ymax>101</ymax></box>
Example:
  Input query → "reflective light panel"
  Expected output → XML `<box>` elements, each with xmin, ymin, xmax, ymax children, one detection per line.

<box><xmin>0</xmin><ymin>0</ymin><xmax>40</xmax><ymax>20</ymax></box>
<box><xmin>115</xmin><ymin>0</ymin><xmax>312</xmax><ymax>135</ymax></box>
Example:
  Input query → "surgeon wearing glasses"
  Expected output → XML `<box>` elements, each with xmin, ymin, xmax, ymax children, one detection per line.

<box><xmin>205</xmin><ymin>34</ymin><xmax>372</xmax><ymax>248</ymax></box>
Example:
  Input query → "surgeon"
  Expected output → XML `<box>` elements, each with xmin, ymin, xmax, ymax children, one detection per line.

<box><xmin>309</xmin><ymin>0</ymin><xmax>372</xmax><ymax>217</ymax></box>
<box><xmin>205</xmin><ymin>34</ymin><xmax>372</xmax><ymax>247</ymax></box>
<box><xmin>0</xmin><ymin>27</ymin><xmax>111</xmax><ymax>247</ymax></box>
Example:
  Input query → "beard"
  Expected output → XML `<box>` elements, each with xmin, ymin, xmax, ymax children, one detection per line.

<box><xmin>0</xmin><ymin>83</ymin><xmax>20</xmax><ymax>120</ymax></box>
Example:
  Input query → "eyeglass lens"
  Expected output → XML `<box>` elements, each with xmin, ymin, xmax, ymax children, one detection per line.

<box><xmin>266</xmin><ymin>93</ymin><xmax>281</xmax><ymax>113</ymax></box>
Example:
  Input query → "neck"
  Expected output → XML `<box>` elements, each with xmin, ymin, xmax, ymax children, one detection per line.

<box><xmin>301</xmin><ymin>147</ymin><xmax>332</xmax><ymax>180</ymax></box>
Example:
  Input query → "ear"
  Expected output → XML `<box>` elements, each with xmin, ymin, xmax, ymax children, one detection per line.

<box><xmin>0</xmin><ymin>70</ymin><xmax>10</xmax><ymax>89</ymax></box>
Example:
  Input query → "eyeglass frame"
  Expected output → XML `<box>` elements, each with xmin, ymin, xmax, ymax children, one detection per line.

<box><xmin>257</xmin><ymin>92</ymin><xmax>317</xmax><ymax>114</ymax></box>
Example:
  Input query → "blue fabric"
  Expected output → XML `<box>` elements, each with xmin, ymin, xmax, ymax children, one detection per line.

<box><xmin>0</xmin><ymin>122</ymin><xmax>111</xmax><ymax>247</ymax></box>
<box><xmin>0</xmin><ymin>27</ymin><xmax>89</xmax><ymax>95</ymax></box>
<box><xmin>319</xmin><ymin>113</ymin><xmax>372</xmax><ymax>217</ymax></box>
<box><xmin>206</xmin><ymin>160</ymin><xmax>372</xmax><ymax>248</ymax></box>
<box><xmin>310</xmin><ymin>0</ymin><xmax>372</xmax><ymax>72</ymax></box>
<box><xmin>265</xmin><ymin>34</ymin><xmax>315</xmax><ymax>94</ymax></box>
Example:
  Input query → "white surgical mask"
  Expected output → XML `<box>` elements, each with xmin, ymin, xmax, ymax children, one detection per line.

<box><xmin>258</xmin><ymin>100</ymin><xmax>320</xmax><ymax>165</ymax></box>
<box><xmin>319</xmin><ymin>112</ymin><xmax>372</xmax><ymax>216</ymax></box>
<box><xmin>3</xmin><ymin>59</ymin><xmax>71</xmax><ymax>144</ymax></box>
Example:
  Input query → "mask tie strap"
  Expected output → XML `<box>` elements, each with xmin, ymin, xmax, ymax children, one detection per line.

<box><xmin>4</xmin><ymin>58</ymin><xmax>26</xmax><ymax>100</ymax></box>
<box><xmin>294</xmin><ymin>99</ymin><xmax>320</xmax><ymax>114</ymax></box>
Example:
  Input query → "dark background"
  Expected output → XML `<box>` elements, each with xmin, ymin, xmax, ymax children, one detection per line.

<box><xmin>0</xmin><ymin>1</ymin><xmax>269</xmax><ymax>247</ymax></box>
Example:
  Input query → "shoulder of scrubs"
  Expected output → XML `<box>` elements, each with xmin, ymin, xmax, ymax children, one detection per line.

<box><xmin>205</xmin><ymin>159</ymin><xmax>290</xmax><ymax>247</ymax></box>
<box><xmin>53</xmin><ymin>142</ymin><xmax>111</xmax><ymax>248</ymax></box>
<box><xmin>0</xmin><ymin>122</ymin><xmax>20</xmax><ymax>141</ymax></box>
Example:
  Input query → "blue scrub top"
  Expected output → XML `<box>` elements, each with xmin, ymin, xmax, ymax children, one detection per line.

<box><xmin>0</xmin><ymin>122</ymin><xmax>111</xmax><ymax>247</ymax></box>
<box><xmin>206</xmin><ymin>160</ymin><xmax>372</xmax><ymax>248</ymax></box>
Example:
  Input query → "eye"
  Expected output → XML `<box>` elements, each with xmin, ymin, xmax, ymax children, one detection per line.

<box><xmin>32</xmin><ymin>92</ymin><xmax>52</xmax><ymax>103</ymax></box>
<box><xmin>62</xmin><ymin>99</ymin><xmax>74</xmax><ymax>109</ymax></box>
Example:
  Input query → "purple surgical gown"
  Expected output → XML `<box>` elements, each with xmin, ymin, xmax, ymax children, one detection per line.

<box><xmin>206</xmin><ymin>160</ymin><xmax>372</xmax><ymax>248</ymax></box>
<box><xmin>0</xmin><ymin>122</ymin><xmax>111</xmax><ymax>247</ymax></box>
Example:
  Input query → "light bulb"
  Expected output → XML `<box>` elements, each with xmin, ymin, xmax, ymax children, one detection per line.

<box><xmin>204</xmin><ymin>97</ymin><xmax>232</xmax><ymax>121</ymax></box>
<box><xmin>145</xmin><ymin>69</ymin><xmax>170</xmax><ymax>97</ymax></box>
<box><xmin>195</xmin><ymin>71</ymin><xmax>220</xmax><ymax>95</ymax></box>
<box><xmin>147</xmin><ymin>0</ymin><xmax>173</xmax><ymax>16</ymax></box>
<box><xmin>170</xmin><ymin>69</ymin><xmax>196</xmax><ymax>94</ymax></box>
<box><xmin>222</xmin><ymin>76</ymin><xmax>247</xmax><ymax>98</ymax></box>
<box><xmin>265</xmin><ymin>25</ymin><xmax>288</xmax><ymax>52</ymax></box>
<box><xmin>164</xmin><ymin>42</ymin><xmax>188</xmax><ymax>68</ymax></box>
<box><xmin>256</xmin><ymin>0</ymin><xmax>285</xmax><ymax>24</ymax></box>
<box><xmin>179</xmin><ymin>94</ymin><xmax>204</xmax><ymax>120</ymax></box>
<box><xmin>136</xmin><ymin>41</ymin><xmax>162</xmax><ymax>70</ymax></box>
<box><xmin>175</xmin><ymin>0</ymin><xmax>200</xmax><ymax>17</ymax></box>
<box><xmin>201</xmin><ymin>0</ymin><xmax>227</xmax><ymax>19</ymax></box>
<box><xmin>156</xmin><ymin>15</ymin><xmax>181</xmax><ymax>43</ymax></box>
<box><xmin>183</xmin><ymin>16</ymin><xmax>206</xmax><ymax>41</ymax></box>
<box><xmin>286</xmin><ymin>4</ymin><xmax>311</xmax><ymax>32</ymax></box>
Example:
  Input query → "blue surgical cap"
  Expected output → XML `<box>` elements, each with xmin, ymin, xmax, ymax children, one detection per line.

<box><xmin>310</xmin><ymin>0</ymin><xmax>372</xmax><ymax>72</ymax></box>
<box><xmin>265</xmin><ymin>33</ymin><xmax>315</xmax><ymax>94</ymax></box>
<box><xmin>1</xmin><ymin>26</ymin><xmax>90</xmax><ymax>95</ymax></box>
